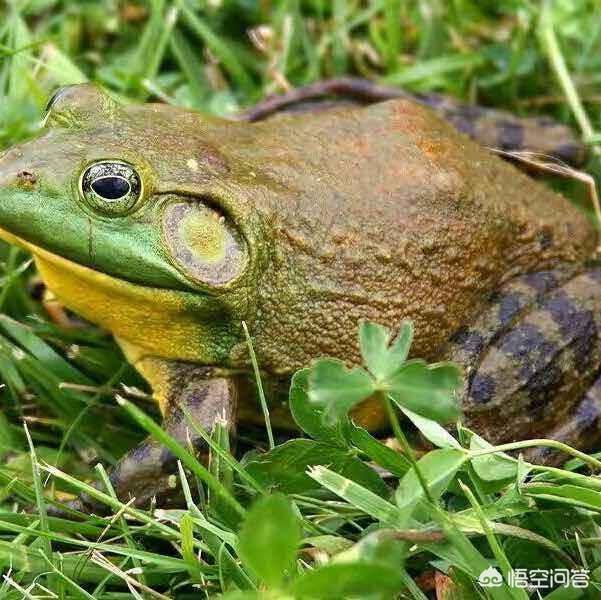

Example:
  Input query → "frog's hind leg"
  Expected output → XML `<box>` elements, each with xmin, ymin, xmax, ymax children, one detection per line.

<box><xmin>65</xmin><ymin>362</ymin><xmax>237</xmax><ymax>513</ymax></box>
<box><xmin>443</xmin><ymin>267</ymin><xmax>601</xmax><ymax>463</ymax></box>
<box><xmin>524</xmin><ymin>375</ymin><xmax>601</xmax><ymax>465</ymax></box>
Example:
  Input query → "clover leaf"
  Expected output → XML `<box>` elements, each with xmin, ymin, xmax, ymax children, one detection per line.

<box><xmin>308</xmin><ymin>320</ymin><xmax>462</xmax><ymax>426</ymax></box>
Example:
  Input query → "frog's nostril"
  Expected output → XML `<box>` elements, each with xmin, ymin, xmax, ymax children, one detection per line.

<box><xmin>0</xmin><ymin>150</ymin><xmax>36</xmax><ymax>189</ymax></box>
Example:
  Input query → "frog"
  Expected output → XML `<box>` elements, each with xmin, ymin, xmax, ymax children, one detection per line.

<box><xmin>0</xmin><ymin>81</ymin><xmax>599</xmax><ymax>509</ymax></box>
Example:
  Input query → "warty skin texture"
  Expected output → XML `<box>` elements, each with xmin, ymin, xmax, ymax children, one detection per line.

<box><xmin>237</xmin><ymin>99</ymin><xmax>596</xmax><ymax>372</ymax></box>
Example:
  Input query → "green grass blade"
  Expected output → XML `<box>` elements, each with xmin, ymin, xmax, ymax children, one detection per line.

<box><xmin>308</xmin><ymin>465</ymin><xmax>404</xmax><ymax>526</ymax></box>
<box><xmin>242</xmin><ymin>321</ymin><xmax>274</xmax><ymax>450</ymax></box>
<box><xmin>23</xmin><ymin>423</ymin><xmax>51</xmax><ymax>560</ymax></box>
<box><xmin>177</xmin><ymin>0</ymin><xmax>254</xmax><ymax>95</ymax></box>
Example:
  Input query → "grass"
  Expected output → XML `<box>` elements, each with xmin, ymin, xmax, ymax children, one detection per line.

<box><xmin>1</xmin><ymin>0</ymin><xmax>601</xmax><ymax>598</ymax></box>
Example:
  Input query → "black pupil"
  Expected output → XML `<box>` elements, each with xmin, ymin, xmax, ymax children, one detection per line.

<box><xmin>91</xmin><ymin>176</ymin><xmax>131</xmax><ymax>200</ymax></box>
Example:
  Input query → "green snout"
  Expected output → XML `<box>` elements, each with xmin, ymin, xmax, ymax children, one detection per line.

<box><xmin>0</xmin><ymin>137</ymin><xmax>192</xmax><ymax>291</ymax></box>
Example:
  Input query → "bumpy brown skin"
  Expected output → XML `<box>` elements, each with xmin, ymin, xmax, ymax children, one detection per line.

<box><xmin>0</xmin><ymin>84</ymin><xmax>599</xmax><ymax>510</ymax></box>
<box><xmin>239</xmin><ymin>100</ymin><xmax>595</xmax><ymax>372</ymax></box>
<box><xmin>228</xmin><ymin>99</ymin><xmax>600</xmax><ymax>439</ymax></box>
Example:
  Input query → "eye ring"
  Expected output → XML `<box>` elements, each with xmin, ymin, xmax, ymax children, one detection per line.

<box><xmin>79</xmin><ymin>161</ymin><xmax>142</xmax><ymax>216</ymax></box>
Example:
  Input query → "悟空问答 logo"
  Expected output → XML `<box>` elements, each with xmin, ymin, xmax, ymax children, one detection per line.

<box><xmin>479</xmin><ymin>566</ymin><xmax>503</xmax><ymax>588</ymax></box>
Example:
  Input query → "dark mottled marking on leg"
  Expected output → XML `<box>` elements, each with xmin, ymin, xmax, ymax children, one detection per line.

<box><xmin>525</xmin><ymin>363</ymin><xmax>563</xmax><ymax>413</ymax></box>
<box><xmin>469</xmin><ymin>373</ymin><xmax>496</xmax><ymax>404</ymax></box>
<box><xmin>443</xmin><ymin>104</ymin><xmax>488</xmax><ymax>138</ymax></box>
<box><xmin>573</xmin><ymin>324</ymin><xmax>596</xmax><ymax>371</ymax></box>
<box><xmin>129</xmin><ymin>441</ymin><xmax>155</xmax><ymax>462</ymax></box>
<box><xmin>499</xmin><ymin>323</ymin><xmax>561</xmax><ymax>411</ymax></box>
<box><xmin>89</xmin><ymin>366</ymin><xmax>237</xmax><ymax>511</ymax></box>
<box><xmin>181</xmin><ymin>386</ymin><xmax>209</xmax><ymax>410</ymax></box>
<box><xmin>496</xmin><ymin>119</ymin><xmax>524</xmax><ymax>150</ymax></box>
<box><xmin>449</xmin><ymin>327</ymin><xmax>484</xmax><ymax>359</ymax></box>
<box><xmin>544</xmin><ymin>291</ymin><xmax>596</xmax><ymax>370</ymax></box>
<box><xmin>520</xmin><ymin>343</ymin><xmax>562</xmax><ymax>413</ymax></box>
<box><xmin>500</xmin><ymin>323</ymin><xmax>554</xmax><ymax>358</ymax></box>
<box><xmin>497</xmin><ymin>294</ymin><xmax>524</xmax><ymax>328</ymax></box>
<box><xmin>444</xmin><ymin>268</ymin><xmax>594</xmax><ymax>417</ymax></box>
<box><xmin>445</xmin><ymin>270</ymin><xmax>566</xmax><ymax>395</ymax></box>
<box><xmin>522</xmin><ymin>270</ymin><xmax>558</xmax><ymax>294</ymax></box>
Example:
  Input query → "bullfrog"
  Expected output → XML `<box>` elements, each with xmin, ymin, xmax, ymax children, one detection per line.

<box><xmin>0</xmin><ymin>81</ymin><xmax>599</xmax><ymax>507</ymax></box>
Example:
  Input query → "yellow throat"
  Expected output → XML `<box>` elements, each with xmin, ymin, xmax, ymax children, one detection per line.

<box><xmin>0</xmin><ymin>227</ymin><xmax>207</xmax><ymax>364</ymax></box>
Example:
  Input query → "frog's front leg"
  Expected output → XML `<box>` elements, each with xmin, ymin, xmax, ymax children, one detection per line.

<box><xmin>75</xmin><ymin>360</ymin><xmax>237</xmax><ymax>512</ymax></box>
<box><xmin>443</xmin><ymin>267</ymin><xmax>601</xmax><ymax>464</ymax></box>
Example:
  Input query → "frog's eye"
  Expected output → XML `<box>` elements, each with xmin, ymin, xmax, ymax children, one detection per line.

<box><xmin>79</xmin><ymin>161</ymin><xmax>142</xmax><ymax>216</ymax></box>
<box><xmin>162</xmin><ymin>200</ymin><xmax>247</xmax><ymax>287</ymax></box>
<box><xmin>44</xmin><ymin>84</ymin><xmax>120</xmax><ymax>128</ymax></box>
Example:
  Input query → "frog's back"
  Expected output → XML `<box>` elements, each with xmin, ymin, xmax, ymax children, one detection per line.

<box><xmin>220</xmin><ymin>99</ymin><xmax>596</xmax><ymax>372</ymax></box>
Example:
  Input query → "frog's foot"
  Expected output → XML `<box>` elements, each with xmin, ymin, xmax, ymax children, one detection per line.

<box><xmin>444</xmin><ymin>267</ymin><xmax>601</xmax><ymax>463</ymax></box>
<box><xmin>60</xmin><ymin>365</ymin><xmax>237</xmax><ymax>515</ymax></box>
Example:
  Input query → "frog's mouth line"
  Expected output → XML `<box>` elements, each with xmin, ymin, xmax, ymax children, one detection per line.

<box><xmin>0</xmin><ymin>224</ymin><xmax>183</xmax><ymax>300</ymax></box>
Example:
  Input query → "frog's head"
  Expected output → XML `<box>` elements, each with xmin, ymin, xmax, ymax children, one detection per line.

<box><xmin>0</xmin><ymin>84</ymin><xmax>258</xmax><ymax>363</ymax></box>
